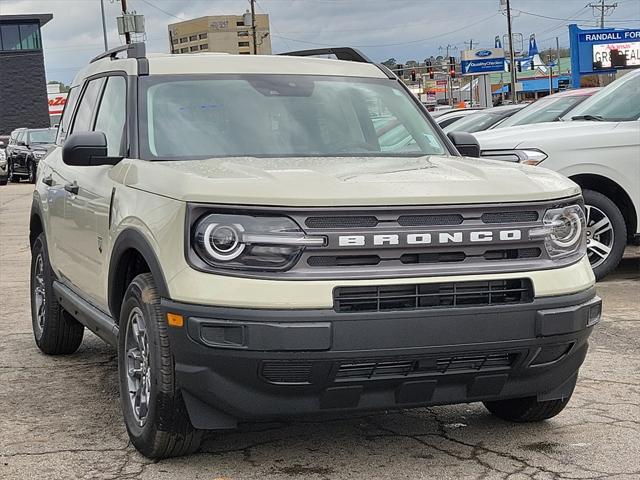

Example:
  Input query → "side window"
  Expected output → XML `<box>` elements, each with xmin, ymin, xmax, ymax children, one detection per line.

<box><xmin>94</xmin><ymin>76</ymin><xmax>127</xmax><ymax>156</ymax></box>
<box><xmin>16</xmin><ymin>131</ymin><xmax>25</xmax><ymax>145</ymax></box>
<box><xmin>70</xmin><ymin>78</ymin><xmax>105</xmax><ymax>134</ymax></box>
<box><xmin>56</xmin><ymin>86</ymin><xmax>80</xmax><ymax>144</ymax></box>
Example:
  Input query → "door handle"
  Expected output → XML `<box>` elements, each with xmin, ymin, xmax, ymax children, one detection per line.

<box><xmin>64</xmin><ymin>181</ymin><xmax>79</xmax><ymax>195</ymax></box>
<box><xmin>42</xmin><ymin>175</ymin><xmax>53</xmax><ymax>186</ymax></box>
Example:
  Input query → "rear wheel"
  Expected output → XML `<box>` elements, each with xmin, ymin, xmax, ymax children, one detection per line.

<box><xmin>30</xmin><ymin>233</ymin><xmax>84</xmax><ymax>354</ymax></box>
<box><xmin>28</xmin><ymin>160</ymin><xmax>36</xmax><ymax>184</ymax></box>
<box><xmin>583</xmin><ymin>189</ymin><xmax>626</xmax><ymax>280</ymax></box>
<box><xmin>118</xmin><ymin>273</ymin><xmax>203</xmax><ymax>459</ymax></box>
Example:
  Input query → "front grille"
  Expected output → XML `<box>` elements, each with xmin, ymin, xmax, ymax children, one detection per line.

<box><xmin>333</xmin><ymin>279</ymin><xmax>533</xmax><ymax>313</ymax></box>
<box><xmin>305</xmin><ymin>216</ymin><xmax>378</xmax><ymax>229</ymax></box>
<box><xmin>335</xmin><ymin>352</ymin><xmax>515</xmax><ymax>380</ymax></box>
<box><xmin>397</xmin><ymin>214</ymin><xmax>463</xmax><ymax>226</ymax></box>
<box><xmin>261</xmin><ymin>362</ymin><xmax>313</xmax><ymax>384</ymax></box>
<box><xmin>481</xmin><ymin>211</ymin><xmax>539</xmax><ymax>223</ymax></box>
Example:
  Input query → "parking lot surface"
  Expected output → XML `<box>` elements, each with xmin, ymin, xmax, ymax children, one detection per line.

<box><xmin>1</xmin><ymin>182</ymin><xmax>638</xmax><ymax>480</ymax></box>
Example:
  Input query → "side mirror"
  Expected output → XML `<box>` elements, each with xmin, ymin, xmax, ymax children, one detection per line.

<box><xmin>62</xmin><ymin>131</ymin><xmax>121</xmax><ymax>166</ymax></box>
<box><xmin>18</xmin><ymin>140</ymin><xmax>26</xmax><ymax>147</ymax></box>
<box><xmin>0</xmin><ymin>140</ymin><xmax>4</xmax><ymax>149</ymax></box>
<box><xmin>447</xmin><ymin>132</ymin><xmax>481</xmax><ymax>158</ymax></box>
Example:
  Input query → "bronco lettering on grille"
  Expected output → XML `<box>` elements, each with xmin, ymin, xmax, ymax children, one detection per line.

<box><xmin>337</xmin><ymin>229</ymin><xmax>523</xmax><ymax>247</ymax></box>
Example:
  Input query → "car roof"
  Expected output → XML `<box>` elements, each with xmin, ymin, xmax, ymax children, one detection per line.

<box><xmin>73</xmin><ymin>52</ymin><xmax>388</xmax><ymax>87</ymax></box>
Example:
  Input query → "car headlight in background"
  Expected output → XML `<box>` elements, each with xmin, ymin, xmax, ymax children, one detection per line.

<box><xmin>529</xmin><ymin>205</ymin><xmax>586</xmax><ymax>259</ymax></box>
<box><xmin>32</xmin><ymin>150</ymin><xmax>47</xmax><ymax>160</ymax></box>
<box><xmin>481</xmin><ymin>148</ymin><xmax>547</xmax><ymax>165</ymax></box>
<box><xmin>192</xmin><ymin>213</ymin><xmax>325</xmax><ymax>272</ymax></box>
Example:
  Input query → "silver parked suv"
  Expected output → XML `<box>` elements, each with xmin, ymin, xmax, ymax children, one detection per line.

<box><xmin>30</xmin><ymin>44</ymin><xmax>600</xmax><ymax>458</ymax></box>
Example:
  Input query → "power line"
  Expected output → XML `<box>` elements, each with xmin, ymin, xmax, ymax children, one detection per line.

<box><xmin>137</xmin><ymin>0</ymin><xmax>186</xmax><ymax>21</ymax></box>
<box><xmin>587</xmin><ymin>1</ymin><xmax>619</xmax><ymax>28</ymax></box>
<box><xmin>271</xmin><ymin>12</ymin><xmax>500</xmax><ymax>49</ymax></box>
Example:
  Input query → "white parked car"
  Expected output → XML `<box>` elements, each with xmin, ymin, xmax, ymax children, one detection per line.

<box><xmin>474</xmin><ymin>70</ymin><xmax>640</xmax><ymax>279</ymax></box>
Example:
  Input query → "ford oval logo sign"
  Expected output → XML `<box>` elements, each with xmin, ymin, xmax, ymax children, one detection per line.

<box><xmin>475</xmin><ymin>50</ymin><xmax>493</xmax><ymax>58</ymax></box>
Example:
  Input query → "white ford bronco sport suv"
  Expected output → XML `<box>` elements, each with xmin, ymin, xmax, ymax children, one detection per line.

<box><xmin>30</xmin><ymin>44</ymin><xmax>601</xmax><ymax>459</ymax></box>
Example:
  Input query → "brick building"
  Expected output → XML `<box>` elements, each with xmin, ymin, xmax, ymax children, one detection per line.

<box><xmin>0</xmin><ymin>13</ymin><xmax>52</xmax><ymax>136</ymax></box>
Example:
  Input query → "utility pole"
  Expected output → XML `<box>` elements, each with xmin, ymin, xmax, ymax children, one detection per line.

<box><xmin>505</xmin><ymin>0</ymin><xmax>518</xmax><ymax>103</ymax></box>
<box><xmin>250</xmin><ymin>0</ymin><xmax>258</xmax><ymax>54</ymax></box>
<box><xmin>556</xmin><ymin>36</ymin><xmax>561</xmax><ymax>74</ymax></box>
<box><xmin>464</xmin><ymin>39</ymin><xmax>475</xmax><ymax>107</ymax></box>
<box><xmin>439</xmin><ymin>45</ymin><xmax>457</xmax><ymax>106</ymax></box>
<box><xmin>587</xmin><ymin>0</ymin><xmax>618</xmax><ymax>28</ymax></box>
<box><xmin>100</xmin><ymin>0</ymin><xmax>109</xmax><ymax>51</ymax></box>
<box><xmin>120</xmin><ymin>0</ymin><xmax>131</xmax><ymax>44</ymax></box>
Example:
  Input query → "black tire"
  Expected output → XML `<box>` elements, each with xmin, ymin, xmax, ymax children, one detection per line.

<box><xmin>8</xmin><ymin>160</ymin><xmax>19</xmax><ymax>183</ymax></box>
<box><xmin>583</xmin><ymin>189</ymin><xmax>626</xmax><ymax>281</ymax></box>
<box><xmin>30</xmin><ymin>233</ymin><xmax>84</xmax><ymax>355</ymax></box>
<box><xmin>0</xmin><ymin>178</ymin><xmax>7</xmax><ymax>186</ymax></box>
<box><xmin>483</xmin><ymin>376</ymin><xmax>575</xmax><ymax>422</ymax></box>
<box><xmin>484</xmin><ymin>395</ymin><xmax>572</xmax><ymax>422</ymax></box>
<box><xmin>28</xmin><ymin>160</ymin><xmax>36</xmax><ymax>184</ymax></box>
<box><xmin>118</xmin><ymin>273</ymin><xmax>203</xmax><ymax>459</ymax></box>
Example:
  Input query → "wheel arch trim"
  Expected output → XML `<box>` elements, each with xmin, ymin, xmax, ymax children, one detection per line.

<box><xmin>108</xmin><ymin>228</ymin><xmax>169</xmax><ymax>318</ymax></box>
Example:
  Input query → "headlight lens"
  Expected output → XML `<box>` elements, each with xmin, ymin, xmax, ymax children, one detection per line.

<box><xmin>482</xmin><ymin>148</ymin><xmax>547</xmax><ymax>165</ymax></box>
<box><xmin>192</xmin><ymin>213</ymin><xmax>325</xmax><ymax>271</ymax></box>
<box><xmin>529</xmin><ymin>205</ymin><xmax>586</xmax><ymax>259</ymax></box>
<box><xmin>33</xmin><ymin>150</ymin><xmax>47</xmax><ymax>159</ymax></box>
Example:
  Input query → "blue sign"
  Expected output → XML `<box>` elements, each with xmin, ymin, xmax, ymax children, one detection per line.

<box><xmin>569</xmin><ymin>24</ymin><xmax>640</xmax><ymax>88</ymax></box>
<box><xmin>461</xmin><ymin>58</ymin><xmax>505</xmax><ymax>75</ymax></box>
<box><xmin>475</xmin><ymin>50</ymin><xmax>493</xmax><ymax>57</ymax></box>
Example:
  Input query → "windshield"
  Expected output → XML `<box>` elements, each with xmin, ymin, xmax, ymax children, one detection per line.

<box><xmin>28</xmin><ymin>129</ymin><xmax>56</xmax><ymax>144</ymax></box>
<box><xmin>563</xmin><ymin>72</ymin><xmax>640</xmax><ymax>121</ymax></box>
<box><xmin>443</xmin><ymin>112</ymin><xmax>501</xmax><ymax>133</ymax></box>
<box><xmin>140</xmin><ymin>75</ymin><xmax>448</xmax><ymax>160</ymax></box>
<box><xmin>497</xmin><ymin>95</ymin><xmax>587</xmax><ymax>128</ymax></box>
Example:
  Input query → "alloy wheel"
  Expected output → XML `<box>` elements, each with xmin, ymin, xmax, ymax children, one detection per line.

<box><xmin>125</xmin><ymin>306</ymin><xmax>151</xmax><ymax>427</ymax></box>
<box><xmin>33</xmin><ymin>253</ymin><xmax>46</xmax><ymax>339</ymax></box>
<box><xmin>585</xmin><ymin>204</ymin><xmax>614</xmax><ymax>269</ymax></box>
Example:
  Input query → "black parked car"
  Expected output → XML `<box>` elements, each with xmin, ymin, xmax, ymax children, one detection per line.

<box><xmin>7</xmin><ymin>127</ymin><xmax>57</xmax><ymax>183</ymax></box>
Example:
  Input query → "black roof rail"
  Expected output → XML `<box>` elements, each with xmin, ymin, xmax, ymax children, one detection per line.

<box><xmin>279</xmin><ymin>47</ymin><xmax>372</xmax><ymax>64</ymax></box>
<box><xmin>90</xmin><ymin>42</ymin><xmax>146</xmax><ymax>64</ymax></box>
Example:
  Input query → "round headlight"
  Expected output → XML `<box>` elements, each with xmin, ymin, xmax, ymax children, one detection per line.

<box><xmin>549</xmin><ymin>210</ymin><xmax>582</xmax><ymax>248</ymax></box>
<box><xmin>201</xmin><ymin>223</ymin><xmax>245</xmax><ymax>260</ymax></box>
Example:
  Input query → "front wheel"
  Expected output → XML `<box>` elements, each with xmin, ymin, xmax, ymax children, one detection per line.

<box><xmin>8</xmin><ymin>160</ymin><xmax>19</xmax><ymax>183</ymax></box>
<box><xmin>118</xmin><ymin>273</ymin><xmax>203</xmax><ymax>459</ymax></box>
<box><xmin>583</xmin><ymin>189</ymin><xmax>626</xmax><ymax>280</ymax></box>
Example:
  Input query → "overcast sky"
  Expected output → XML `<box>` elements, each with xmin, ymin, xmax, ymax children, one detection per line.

<box><xmin>1</xmin><ymin>0</ymin><xmax>638</xmax><ymax>84</ymax></box>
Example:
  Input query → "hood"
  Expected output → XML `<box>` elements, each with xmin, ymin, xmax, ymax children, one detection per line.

<box><xmin>474</xmin><ymin>120</ymin><xmax>620</xmax><ymax>150</ymax></box>
<box><xmin>122</xmin><ymin>155</ymin><xmax>580</xmax><ymax>206</ymax></box>
<box><xmin>31</xmin><ymin>143</ymin><xmax>55</xmax><ymax>152</ymax></box>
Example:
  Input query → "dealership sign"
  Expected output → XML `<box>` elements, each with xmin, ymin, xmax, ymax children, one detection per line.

<box><xmin>460</xmin><ymin>48</ymin><xmax>505</xmax><ymax>75</ymax></box>
<box><xmin>570</xmin><ymin>25</ymin><xmax>640</xmax><ymax>87</ymax></box>
<box><xmin>592</xmin><ymin>42</ymin><xmax>640</xmax><ymax>69</ymax></box>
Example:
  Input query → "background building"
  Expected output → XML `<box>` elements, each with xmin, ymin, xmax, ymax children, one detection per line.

<box><xmin>168</xmin><ymin>13</ymin><xmax>271</xmax><ymax>55</ymax></box>
<box><xmin>0</xmin><ymin>13</ymin><xmax>52</xmax><ymax>136</ymax></box>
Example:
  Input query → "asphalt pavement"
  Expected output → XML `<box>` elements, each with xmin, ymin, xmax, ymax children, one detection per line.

<box><xmin>1</xmin><ymin>182</ymin><xmax>638</xmax><ymax>480</ymax></box>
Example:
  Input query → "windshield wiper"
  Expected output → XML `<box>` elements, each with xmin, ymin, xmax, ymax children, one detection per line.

<box><xmin>571</xmin><ymin>114</ymin><xmax>604</xmax><ymax>121</ymax></box>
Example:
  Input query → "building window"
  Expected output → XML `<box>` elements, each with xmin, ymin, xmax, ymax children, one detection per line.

<box><xmin>238</xmin><ymin>30</ymin><xmax>249</xmax><ymax>37</ymax></box>
<box><xmin>239</xmin><ymin>51</ymin><xmax>250</xmax><ymax>55</ymax></box>
<box><xmin>199</xmin><ymin>33</ymin><xmax>208</xmax><ymax>39</ymax></box>
<box><xmin>236</xmin><ymin>21</ymin><xmax>244</xmax><ymax>26</ymax></box>
<box><xmin>190</xmin><ymin>45</ymin><xmax>198</xmax><ymax>52</ymax></box>
<box><xmin>0</xmin><ymin>22</ymin><xmax>41</xmax><ymax>51</ymax></box>
<box><xmin>180</xmin><ymin>47</ymin><xmax>188</xmax><ymax>53</ymax></box>
<box><xmin>171</xmin><ymin>37</ymin><xmax>179</xmax><ymax>44</ymax></box>
<box><xmin>189</xmin><ymin>35</ymin><xmax>197</xmax><ymax>42</ymax></box>
<box><xmin>179</xmin><ymin>37</ymin><xmax>187</xmax><ymax>43</ymax></box>
<box><xmin>238</xmin><ymin>41</ymin><xmax>250</xmax><ymax>47</ymax></box>
<box><xmin>199</xmin><ymin>44</ymin><xmax>208</xmax><ymax>50</ymax></box>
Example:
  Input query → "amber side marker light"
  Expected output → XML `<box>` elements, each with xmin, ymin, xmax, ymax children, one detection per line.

<box><xmin>167</xmin><ymin>313</ymin><xmax>184</xmax><ymax>328</ymax></box>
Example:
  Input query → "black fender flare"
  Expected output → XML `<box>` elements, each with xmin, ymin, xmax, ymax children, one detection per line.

<box><xmin>108</xmin><ymin>229</ymin><xmax>169</xmax><ymax>318</ymax></box>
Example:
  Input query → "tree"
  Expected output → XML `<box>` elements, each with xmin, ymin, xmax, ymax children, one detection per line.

<box><xmin>381</xmin><ymin>58</ymin><xmax>397</xmax><ymax>68</ymax></box>
<box><xmin>405</xmin><ymin>60</ymin><xmax>418</xmax><ymax>67</ymax></box>
<box><xmin>47</xmin><ymin>80</ymin><xmax>70</xmax><ymax>93</ymax></box>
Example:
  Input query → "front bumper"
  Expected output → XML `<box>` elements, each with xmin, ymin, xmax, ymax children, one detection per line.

<box><xmin>162</xmin><ymin>287</ymin><xmax>600</xmax><ymax>430</ymax></box>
